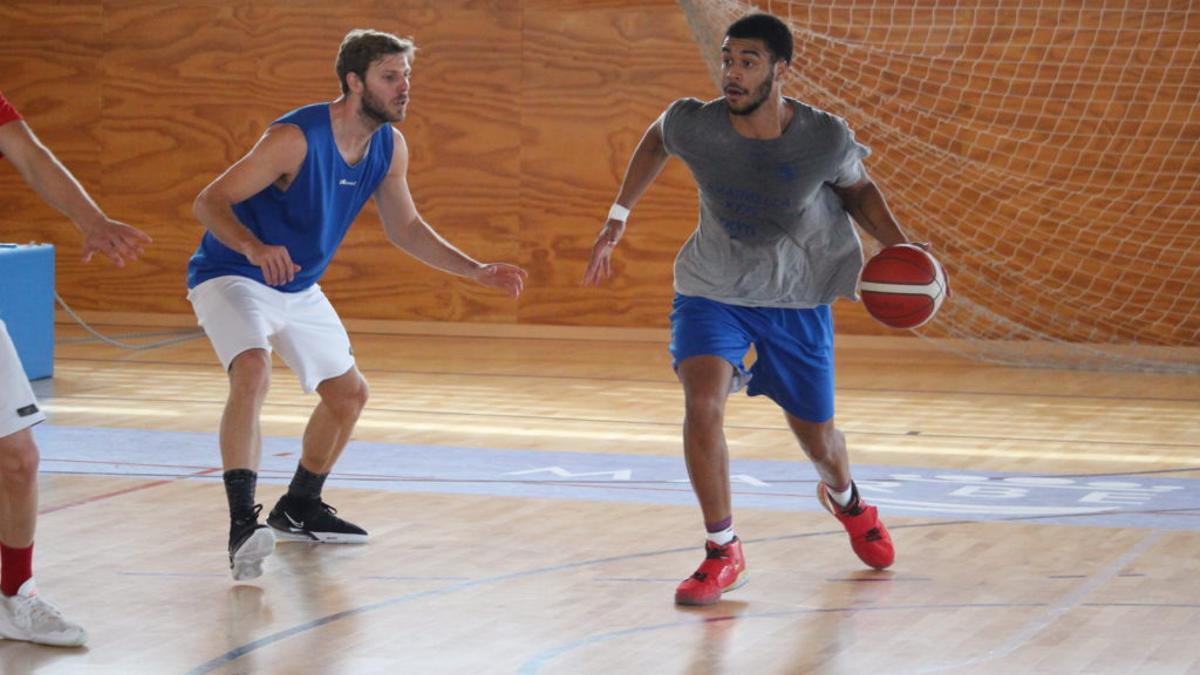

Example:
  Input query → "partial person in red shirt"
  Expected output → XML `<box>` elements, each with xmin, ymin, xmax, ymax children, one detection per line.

<box><xmin>0</xmin><ymin>90</ymin><xmax>151</xmax><ymax>647</ymax></box>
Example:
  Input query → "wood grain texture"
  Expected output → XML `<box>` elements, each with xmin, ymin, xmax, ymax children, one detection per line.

<box><xmin>3</xmin><ymin>326</ymin><xmax>1196</xmax><ymax>673</ymax></box>
<box><xmin>5</xmin><ymin>0</ymin><xmax>1192</xmax><ymax>342</ymax></box>
<box><xmin>517</xmin><ymin>4</ymin><xmax>713</xmax><ymax>329</ymax></box>
<box><xmin>0</xmin><ymin>1</ymin><xmax>104</xmax><ymax>273</ymax></box>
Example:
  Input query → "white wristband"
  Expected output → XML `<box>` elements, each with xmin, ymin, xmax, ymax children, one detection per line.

<box><xmin>607</xmin><ymin>204</ymin><xmax>630</xmax><ymax>223</ymax></box>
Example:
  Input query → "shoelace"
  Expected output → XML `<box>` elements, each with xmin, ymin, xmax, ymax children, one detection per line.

<box><xmin>689</xmin><ymin>544</ymin><xmax>733</xmax><ymax>581</ymax></box>
<box><xmin>21</xmin><ymin>596</ymin><xmax>67</xmax><ymax>626</ymax></box>
<box><xmin>691</xmin><ymin>540</ymin><xmax>734</xmax><ymax>578</ymax></box>
<box><xmin>232</xmin><ymin>504</ymin><xmax>263</xmax><ymax>528</ymax></box>
<box><xmin>865</xmin><ymin>528</ymin><xmax>883</xmax><ymax>542</ymax></box>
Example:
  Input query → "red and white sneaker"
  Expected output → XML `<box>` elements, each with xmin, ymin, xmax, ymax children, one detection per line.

<box><xmin>817</xmin><ymin>481</ymin><xmax>895</xmax><ymax>570</ymax></box>
<box><xmin>674</xmin><ymin>537</ymin><xmax>748</xmax><ymax>606</ymax></box>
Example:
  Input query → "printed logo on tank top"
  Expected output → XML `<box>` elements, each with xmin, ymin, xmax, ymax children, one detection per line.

<box><xmin>338</xmin><ymin>178</ymin><xmax>358</xmax><ymax>187</ymax></box>
<box><xmin>16</xmin><ymin>404</ymin><xmax>38</xmax><ymax>417</ymax></box>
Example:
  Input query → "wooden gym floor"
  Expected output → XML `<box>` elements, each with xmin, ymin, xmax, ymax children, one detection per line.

<box><xmin>3</xmin><ymin>322</ymin><xmax>1198</xmax><ymax>674</ymax></box>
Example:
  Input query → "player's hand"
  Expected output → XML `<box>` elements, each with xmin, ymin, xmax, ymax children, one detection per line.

<box><xmin>472</xmin><ymin>262</ymin><xmax>527</xmax><ymax>298</ymax></box>
<box><xmin>906</xmin><ymin>241</ymin><xmax>952</xmax><ymax>298</ymax></box>
<box><xmin>80</xmin><ymin>218</ymin><xmax>153</xmax><ymax>268</ymax></box>
<box><xmin>582</xmin><ymin>220</ymin><xmax>625</xmax><ymax>287</ymax></box>
<box><xmin>245</xmin><ymin>242</ymin><xmax>300</xmax><ymax>286</ymax></box>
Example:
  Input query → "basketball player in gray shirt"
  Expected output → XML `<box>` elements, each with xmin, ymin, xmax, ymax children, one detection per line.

<box><xmin>584</xmin><ymin>13</ymin><xmax>918</xmax><ymax>606</ymax></box>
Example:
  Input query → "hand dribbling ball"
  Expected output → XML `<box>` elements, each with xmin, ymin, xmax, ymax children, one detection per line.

<box><xmin>859</xmin><ymin>244</ymin><xmax>948</xmax><ymax>329</ymax></box>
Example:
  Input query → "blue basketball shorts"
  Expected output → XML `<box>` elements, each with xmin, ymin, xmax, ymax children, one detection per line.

<box><xmin>668</xmin><ymin>293</ymin><xmax>835</xmax><ymax>423</ymax></box>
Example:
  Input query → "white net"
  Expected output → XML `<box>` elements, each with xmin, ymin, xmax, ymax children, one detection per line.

<box><xmin>678</xmin><ymin>0</ymin><xmax>1200</xmax><ymax>372</ymax></box>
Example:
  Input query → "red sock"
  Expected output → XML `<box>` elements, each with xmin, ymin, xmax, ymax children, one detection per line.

<box><xmin>0</xmin><ymin>542</ymin><xmax>33</xmax><ymax>596</ymax></box>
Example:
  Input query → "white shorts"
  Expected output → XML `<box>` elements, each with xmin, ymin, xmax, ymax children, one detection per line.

<box><xmin>187</xmin><ymin>276</ymin><xmax>356</xmax><ymax>393</ymax></box>
<box><xmin>0</xmin><ymin>319</ymin><xmax>46</xmax><ymax>438</ymax></box>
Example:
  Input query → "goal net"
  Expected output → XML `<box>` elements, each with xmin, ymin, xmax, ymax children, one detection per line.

<box><xmin>678</xmin><ymin>0</ymin><xmax>1200</xmax><ymax>373</ymax></box>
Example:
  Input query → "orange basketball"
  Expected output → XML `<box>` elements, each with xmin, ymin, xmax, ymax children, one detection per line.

<box><xmin>859</xmin><ymin>244</ymin><xmax>948</xmax><ymax>329</ymax></box>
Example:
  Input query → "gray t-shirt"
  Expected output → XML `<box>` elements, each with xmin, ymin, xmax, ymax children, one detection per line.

<box><xmin>661</xmin><ymin>97</ymin><xmax>870</xmax><ymax>307</ymax></box>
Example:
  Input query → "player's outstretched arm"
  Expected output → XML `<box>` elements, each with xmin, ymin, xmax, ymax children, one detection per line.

<box><xmin>193</xmin><ymin>123</ymin><xmax>307</xmax><ymax>286</ymax></box>
<box><xmin>582</xmin><ymin>118</ymin><xmax>670</xmax><ymax>287</ymax></box>
<box><xmin>831</xmin><ymin>178</ymin><xmax>910</xmax><ymax>248</ymax></box>
<box><xmin>376</xmin><ymin>129</ymin><xmax>526</xmax><ymax>298</ymax></box>
<box><xmin>0</xmin><ymin>120</ymin><xmax>152</xmax><ymax>267</ymax></box>
<box><xmin>835</xmin><ymin>178</ymin><xmax>948</xmax><ymax>296</ymax></box>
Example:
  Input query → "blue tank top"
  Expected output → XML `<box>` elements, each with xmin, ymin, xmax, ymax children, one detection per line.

<box><xmin>187</xmin><ymin>103</ymin><xmax>394</xmax><ymax>291</ymax></box>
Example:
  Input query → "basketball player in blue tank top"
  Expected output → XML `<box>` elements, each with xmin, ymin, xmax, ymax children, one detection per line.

<box><xmin>187</xmin><ymin>29</ymin><xmax>526</xmax><ymax>581</ymax></box>
<box><xmin>585</xmin><ymin>14</ymin><xmax>926</xmax><ymax>606</ymax></box>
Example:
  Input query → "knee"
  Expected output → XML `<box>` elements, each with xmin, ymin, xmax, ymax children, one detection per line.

<box><xmin>228</xmin><ymin>350</ymin><xmax>271</xmax><ymax>402</ymax></box>
<box><xmin>324</xmin><ymin>374</ymin><xmax>369</xmax><ymax>421</ymax></box>
<box><xmin>0</xmin><ymin>432</ymin><xmax>39</xmax><ymax>484</ymax></box>
<box><xmin>684</xmin><ymin>392</ymin><xmax>725</xmax><ymax>429</ymax></box>
<box><xmin>346</xmin><ymin>375</ymin><xmax>370</xmax><ymax>415</ymax></box>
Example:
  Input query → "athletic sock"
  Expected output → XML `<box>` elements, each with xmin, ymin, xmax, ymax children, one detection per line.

<box><xmin>223</xmin><ymin>469</ymin><xmax>258</xmax><ymax>521</ymax></box>
<box><xmin>827</xmin><ymin>482</ymin><xmax>855</xmax><ymax>509</ymax></box>
<box><xmin>0</xmin><ymin>542</ymin><xmax>33</xmax><ymax>597</ymax></box>
<box><xmin>287</xmin><ymin>463</ymin><xmax>328</xmax><ymax>501</ymax></box>
<box><xmin>705</xmin><ymin>516</ymin><xmax>735</xmax><ymax>546</ymax></box>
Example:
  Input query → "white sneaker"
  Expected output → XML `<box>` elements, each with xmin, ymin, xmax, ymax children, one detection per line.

<box><xmin>0</xmin><ymin>579</ymin><xmax>87</xmax><ymax>647</ymax></box>
<box><xmin>230</xmin><ymin>526</ymin><xmax>275</xmax><ymax>581</ymax></box>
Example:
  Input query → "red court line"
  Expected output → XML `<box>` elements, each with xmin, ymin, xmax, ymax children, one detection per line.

<box><xmin>46</xmin><ymin>457</ymin><xmax>218</xmax><ymax>470</ymax></box>
<box><xmin>39</xmin><ymin>467</ymin><xmax>222</xmax><ymax>515</ymax></box>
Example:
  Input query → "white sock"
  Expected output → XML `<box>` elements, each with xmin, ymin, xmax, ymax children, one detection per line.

<box><xmin>827</xmin><ymin>483</ymin><xmax>854</xmax><ymax>508</ymax></box>
<box><xmin>706</xmin><ymin>526</ymin><xmax>736</xmax><ymax>546</ymax></box>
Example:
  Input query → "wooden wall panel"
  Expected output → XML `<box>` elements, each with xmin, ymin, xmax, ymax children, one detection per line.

<box><xmin>0</xmin><ymin>1</ymin><xmax>104</xmax><ymax>279</ymax></box>
<box><xmin>517</xmin><ymin>5</ymin><xmax>711</xmax><ymax>329</ymax></box>
<box><xmin>0</xmin><ymin>0</ymin><xmax>889</xmax><ymax>334</ymax></box>
<box><xmin>91</xmin><ymin>1</ymin><xmax>524</xmax><ymax>323</ymax></box>
<box><xmin>12</xmin><ymin>1</ymin><xmax>1187</xmax><ymax>341</ymax></box>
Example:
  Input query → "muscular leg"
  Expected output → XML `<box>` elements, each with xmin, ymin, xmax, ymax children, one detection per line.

<box><xmin>219</xmin><ymin>350</ymin><xmax>277</xmax><ymax>580</ymax></box>
<box><xmin>299</xmin><ymin>366</ymin><xmax>369</xmax><ymax>474</ymax></box>
<box><xmin>784</xmin><ymin>413</ymin><xmax>852</xmax><ymax>492</ymax></box>
<box><xmin>788</xmin><ymin>411</ymin><xmax>894</xmax><ymax>569</ymax></box>
<box><xmin>220</xmin><ymin>349</ymin><xmax>272</xmax><ymax>472</ymax></box>
<box><xmin>0</xmin><ymin>428</ymin><xmax>38</xmax><ymax>548</ymax></box>
<box><xmin>673</xmin><ymin>354</ymin><xmax>750</xmax><ymax>606</ymax></box>
<box><xmin>677</xmin><ymin>355</ymin><xmax>735</xmax><ymax>524</ymax></box>
<box><xmin>266</xmin><ymin>367</ymin><xmax>370</xmax><ymax>543</ymax></box>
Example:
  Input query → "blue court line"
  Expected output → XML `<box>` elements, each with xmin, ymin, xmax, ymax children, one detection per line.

<box><xmin>179</xmin><ymin>515</ymin><xmax>1179</xmax><ymax>673</ymax></box>
<box><xmin>27</xmin><ymin>422</ymin><xmax>1195</xmax><ymax>673</ymax></box>
<box><xmin>518</xmin><ymin>531</ymin><xmax>1169</xmax><ymax>674</ymax></box>
<box><xmin>178</xmin><ymin>523</ymin><xmax>995</xmax><ymax>674</ymax></box>
<box><xmin>182</xmin><ymin>540</ymin><xmax>711</xmax><ymax>675</ymax></box>
<box><xmin>927</xmin><ymin>531</ymin><xmax>1164</xmax><ymax>674</ymax></box>
<box><xmin>34</xmin><ymin>424</ymin><xmax>1200</xmax><ymax>532</ymax></box>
